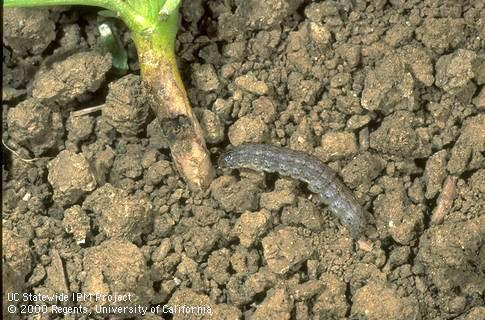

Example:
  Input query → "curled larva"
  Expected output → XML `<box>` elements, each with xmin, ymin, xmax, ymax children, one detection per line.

<box><xmin>219</xmin><ymin>144</ymin><xmax>367</xmax><ymax>238</ymax></box>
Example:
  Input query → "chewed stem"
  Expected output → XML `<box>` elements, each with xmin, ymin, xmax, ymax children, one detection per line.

<box><xmin>4</xmin><ymin>0</ymin><xmax>215</xmax><ymax>191</ymax></box>
<box><xmin>133</xmin><ymin>30</ymin><xmax>215</xmax><ymax>191</ymax></box>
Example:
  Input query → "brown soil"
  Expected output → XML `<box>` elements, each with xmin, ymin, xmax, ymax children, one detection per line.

<box><xmin>2</xmin><ymin>1</ymin><xmax>484</xmax><ymax>319</ymax></box>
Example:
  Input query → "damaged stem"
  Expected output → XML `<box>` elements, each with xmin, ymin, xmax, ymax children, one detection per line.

<box><xmin>130</xmin><ymin>1</ymin><xmax>214</xmax><ymax>191</ymax></box>
<box><xmin>4</xmin><ymin>0</ymin><xmax>215</xmax><ymax>191</ymax></box>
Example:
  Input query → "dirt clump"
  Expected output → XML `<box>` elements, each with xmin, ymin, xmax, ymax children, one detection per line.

<box><xmin>7</xmin><ymin>98</ymin><xmax>64</xmax><ymax>156</ymax></box>
<box><xmin>228</xmin><ymin>115</ymin><xmax>269</xmax><ymax>145</ymax></box>
<box><xmin>145</xmin><ymin>159</ymin><xmax>174</xmax><ymax>186</ymax></box>
<box><xmin>205</xmin><ymin>248</ymin><xmax>231</xmax><ymax>285</ymax></box>
<box><xmin>218</xmin><ymin>0</ymin><xmax>303</xmax><ymax>38</ymax></box>
<box><xmin>3</xmin><ymin>8</ymin><xmax>56</xmax><ymax>56</ymax></box>
<box><xmin>262</xmin><ymin>227</ymin><xmax>314</xmax><ymax>274</ymax></box>
<box><xmin>32</xmin><ymin>51</ymin><xmax>112</xmax><ymax>104</ymax></box>
<box><xmin>2</xmin><ymin>229</ymin><xmax>32</xmax><ymax>281</ymax></box>
<box><xmin>167</xmin><ymin>288</ymin><xmax>242</xmax><ymax>319</ymax></box>
<box><xmin>199</xmin><ymin>109</ymin><xmax>225</xmax><ymax>144</ymax></box>
<box><xmin>66</xmin><ymin>114</ymin><xmax>95</xmax><ymax>146</ymax></box>
<box><xmin>82</xmin><ymin>183</ymin><xmax>153</xmax><ymax>242</ymax></box>
<box><xmin>316</xmin><ymin>131</ymin><xmax>358</xmax><ymax>161</ymax></box>
<box><xmin>281</xmin><ymin>197</ymin><xmax>322</xmax><ymax>232</ymax></box>
<box><xmin>474</xmin><ymin>87</ymin><xmax>485</xmax><ymax>109</ymax></box>
<box><xmin>341</xmin><ymin>152</ymin><xmax>385</xmax><ymax>190</ymax></box>
<box><xmin>235</xmin><ymin>74</ymin><xmax>270</xmax><ymax>96</ymax></box>
<box><xmin>417</xmin><ymin>216</ymin><xmax>484</xmax><ymax>296</ymax></box>
<box><xmin>435</xmin><ymin>49</ymin><xmax>478</xmax><ymax>102</ymax></box>
<box><xmin>458</xmin><ymin>307</ymin><xmax>485</xmax><ymax>320</ymax></box>
<box><xmin>447</xmin><ymin>114</ymin><xmax>485</xmax><ymax>175</ymax></box>
<box><xmin>2</xmin><ymin>230</ymin><xmax>32</xmax><ymax>320</ymax></box>
<box><xmin>191</xmin><ymin>63</ymin><xmax>220</xmax><ymax>92</ymax></box>
<box><xmin>3</xmin><ymin>264</ymin><xmax>25</xmax><ymax>320</ymax></box>
<box><xmin>416</xmin><ymin>18</ymin><xmax>465</xmax><ymax>52</ymax></box>
<box><xmin>47</xmin><ymin>150</ymin><xmax>97</xmax><ymax>206</ymax></box>
<box><xmin>312</xmin><ymin>274</ymin><xmax>349</xmax><ymax>318</ymax></box>
<box><xmin>424</xmin><ymin>150</ymin><xmax>447</xmax><ymax>199</ymax></box>
<box><xmin>233</xmin><ymin>209</ymin><xmax>271</xmax><ymax>247</ymax></box>
<box><xmin>102</xmin><ymin>74</ymin><xmax>152</xmax><ymax>137</ymax></box>
<box><xmin>260</xmin><ymin>188</ymin><xmax>296</xmax><ymax>212</ymax></box>
<box><xmin>211</xmin><ymin>175</ymin><xmax>261</xmax><ymax>213</ymax></box>
<box><xmin>252</xmin><ymin>288</ymin><xmax>293</xmax><ymax>320</ymax></box>
<box><xmin>374</xmin><ymin>177</ymin><xmax>424</xmax><ymax>244</ymax></box>
<box><xmin>361</xmin><ymin>54</ymin><xmax>416</xmax><ymax>114</ymax></box>
<box><xmin>370</xmin><ymin>111</ymin><xmax>432</xmax><ymax>158</ymax></box>
<box><xmin>81</xmin><ymin>239</ymin><xmax>154</xmax><ymax>313</ymax></box>
<box><xmin>351</xmin><ymin>281</ymin><xmax>420</xmax><ymax>319</ymax></box>
<box><xmin>62</xmin><ymin>205</ymin><xmax>90</xmax><ymax>243</ymax></box>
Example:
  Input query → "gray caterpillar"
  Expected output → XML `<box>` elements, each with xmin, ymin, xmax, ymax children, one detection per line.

<box><xmin>219</xmin><ymin>144</ymin><xmax>367</xmax><ymax>238</ymax></box>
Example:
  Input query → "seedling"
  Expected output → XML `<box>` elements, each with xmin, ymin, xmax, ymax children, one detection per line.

<box><xmin>97</xmin><ymin>18</ymin><xmax>128</xmax><ymax>75</ymax></box>
<box><xmin>4</xmin><ymin>0</ymin><xmax>215</xmax><ymax>191</ymax></box>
